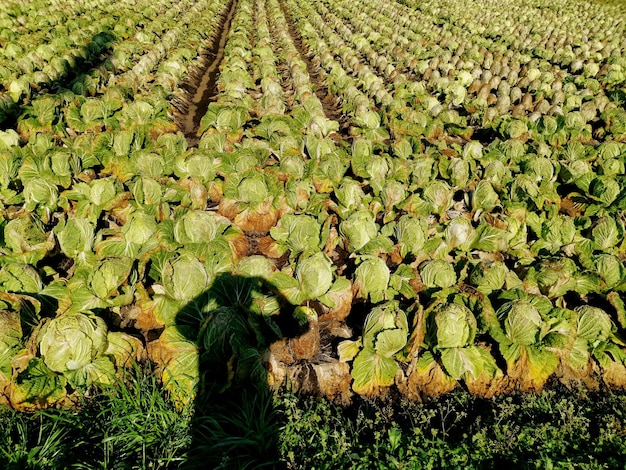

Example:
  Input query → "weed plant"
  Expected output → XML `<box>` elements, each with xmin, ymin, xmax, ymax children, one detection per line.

<box><xmin>0</xmin><ymin>363</ymin><xmax>192</xmax><ymax>470</ymax></box>
<box><xmin>2</xmin><ymin>369</ymin><xmax>626</xmax><ymax>469</ymax></box>
<box><xmin>277</xmin><ymin>385</ymin><xmax>626</xmax><ymax>469</ymax></box>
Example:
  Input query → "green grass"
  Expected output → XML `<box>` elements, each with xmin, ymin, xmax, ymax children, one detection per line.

<box><xmin>0</xmin><ymin>363</ymin><xmax>193</xmax><ymax>470</ymax></box>
<box><xmin>2</xmin><ymin>368</ymin><xmax>626</xmax><ymax>469</ymax></box>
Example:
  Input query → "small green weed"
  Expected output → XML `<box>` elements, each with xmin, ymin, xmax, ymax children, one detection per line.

<box><xmin>275</xmin><ymin>387</ymin><xmax>626</xmax><ymax>469</ymax></box>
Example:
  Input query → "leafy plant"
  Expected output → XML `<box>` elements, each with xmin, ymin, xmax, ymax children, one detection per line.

<box><xmin>339</xmin><ymin>301</ymin><xmax>408</xmax><ymax>395</ymax></box>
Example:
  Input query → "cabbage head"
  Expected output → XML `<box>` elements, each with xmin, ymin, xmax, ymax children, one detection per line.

<box><xmin>270</xmin><ymin>214</ymin><xmax>322</xmax><ymax>257</ymax></box>
<box><xmin>395</xmin><ymin>215</ymin><xmax>427</xmax><ymax>258</ymax></box>
<box><xmin>423</xmin><ymin>180</ymin><xmax>452</xmax><ymax>216</ymax></box>
<box><xmin>54</xmin><ymin>218</ymin><xmax>95</xmax><ymax>260</ymax></box>
<box><xmin>463</xmin><ymin>141</ymin><xmax>483</xmax><ymax>160</ymax></box>
<box><xmin>163</xmin><ymin>254</ymin><xmax>209</xmax><ymax>302</ymax></box>
<box><xmin>237</xmin><ymin>174</ymin><xmax>270</xmax><ymax>205</ymax></box>
<box><xmin>38</xmin><ymin>312</ymin><xmax>109</xmax><ymax>374</ymax></box>
<box><xmin>236</xmin><ymin>255</ymin><xmax>276</xmax><ymax>280</ymax></box>
<box><xmin>445</xmin><ymin>217</ymin><xmax>476</xmax><ymax>251</ymax></box>
<box><xmin>498</xmin><ymin>300</ymin><xmax>543</xmax><ymax>346</ymax></box>
<box><xmin>592</xmin><ymin>217</ymin><xmax>621</xmax><ymax>251</ymax></box>
<box><xmin>122</xmin><ymin>211</ymin><xmax>158</xmax><ymax>245</ymax></box>
<box><xmin>296</xmin><ymin>252</ymin><xmax>334</xmax><ymax>299</ymax></box>
<box><xmin>469</xmin><ymin>261</ymin><xmax>508</xmax><ymax>294</ymax></box>
<box><xmin>471</xmin><ymin>180</ymin><xmax>499</xmax><ymax>213</ymax></box>
<box><xmin>173</xmin><ymin>211</ymin><xmax>226</xmax><ymax>245</ymax></box>
<box><xmin>595</xmin><ymin>254</ymin><xmax>623</xmax><ymax>289</ymax></box>
<box><xmin>576</xmin><ymin>306</ymin><xmax>613</xmax><ymax>344</ymax></box>
<box><xmin>448</xmin><ymin>158</ymin><xmax>470</xmax><ymax>188</ymax></box>
<box><xmin>589</xmin><ymin>176</ymin><xmax>621</xmax><ymax>206</ymax></box>
<box><xmin>335</xmin><ymin>178</ymin><xmax>366</xmax><ymax>213</ymax></box>
<box><xmin>420</xmin><ymin>260</ymin><xmax>457</xmax><ymax>289</ymax></box>
<box><xmin>339</xmin><ymin>210</ymin><xmax>379</xmax><ymax>252</ymax></box>
<box><xmin>430</xmin><ymin>303</ymin><xmax>477</xmax><ymax>349</ymax></box>
<box><xmin>354</xmin><ymin>257</ymin><xmax>390</xmax><ymax>303</ymax></box>
<box><xmin>23</xmin><ymin>178</ymin><xmax>58</xmax><ymax>215</ymax></box>
<box><xmin>567</xmin><ymin>305</ymin><xmax>616</xmax><ymax>370</ymax></box>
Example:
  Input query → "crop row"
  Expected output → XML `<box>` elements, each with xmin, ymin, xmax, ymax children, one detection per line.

<box><xmin>0</xmin><ymin>0</ymin><xmax>232</xmax><ymax>409</ymax></box>
<box><xmin>0</xmin><ymin>0</ymin><xmax>219</xmax><ymax>123</ymax></box>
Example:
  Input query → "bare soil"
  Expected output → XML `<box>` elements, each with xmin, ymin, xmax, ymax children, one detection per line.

<box><xmin>173</xmin><ymin>0</ymin><xmax>238</xmax><ymax>147</ymax></box>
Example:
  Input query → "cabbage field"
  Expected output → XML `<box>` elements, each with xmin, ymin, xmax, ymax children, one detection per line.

<box><xmin>1</xmin><ymin>0</ymin><xmax>626</xmax><ymax>412</ymax></box>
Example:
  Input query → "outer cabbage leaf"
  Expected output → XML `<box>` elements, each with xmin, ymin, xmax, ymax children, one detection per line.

<box><xmin>338</xmin><ymin>339</ymin><xmax>361</xmax><ymax>362</ymax></box>
<box><xmin>105</xmin><ymin>331</ymin><xmax>145</xmax><ymax>367</ymax></box>
<box><xmin>3</xmin><ymin>217</ymin><xmax>54</xmax><ymax>262</ymax></box>
<box><xmin>589</xmin><ymin>176</ymin><xmax>620</xmax><ymax>206</ymax></box>
<box><xmin>0</xmin><ymin>310</ymin><xmax>22</xmax><ymax>396</ymax></box>
<box><xmin>0</xmin><ymin>263</ymin><xmax>42</xmax><ymax>293</ymax></box>
<box><xmin>10</xmin><ymin>358</ymin><xmax>67</xmax><ymax>411</ymax></box>
<box><xmin>569</xmin><ymin>337</ymin><xmax>591</xmax><ymax>370</ymax></box>
<box><xmin>375</xmin><ymin>328</ymin><xmax>408</xmax><ymax>358</ymax></box>
<box><xmin>149</xmin><ymin>326</ymin><xmax>199</xmax><ymax>409</ymax></box>
<box><xmin>351</xmin><ymin>348</ymin><xmax>398</xmax><ymax>396</ymax></box>
<box><xmin>64</xmin><ymin>356</ymin><xmax>116</xmax><ymax>387</ymax></box>
<box><xmin>440</xmin><ymin>346</ymin><xmax>486</xmax><ymax>380</ymax></box>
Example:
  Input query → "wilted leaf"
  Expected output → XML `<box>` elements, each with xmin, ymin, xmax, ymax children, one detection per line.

<box><xmin>351</xmin><ymin>348</ymin><xmax>398</xmax><ymax>396</ymax></box>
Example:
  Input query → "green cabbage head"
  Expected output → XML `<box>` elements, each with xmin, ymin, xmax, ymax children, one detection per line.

<box><xmin>38</xmin><ymin>312</ymin><xmax>109</xmax><ymax>373</ymax></box>
<box><xmin>354</xmin><ymin>257</ymin><xmax>390</xmax><ymax>302</ymax></box>
<box><xmin>576</xmin><ymin>306</ymin><xmax>613</xmax><ymax>344</ymax></box>
<box><xmin>432</xmin><ymin>303</ymin><xmax>477</xmax><ymax>349</ymax></box>
<box><xmin>296</xmin><ymin>252</ymin><xmax>334</xmax><ymax>299</ymax></box>
<box><xmin>498</xmin><ymin>300</ymin><xmax>543</xmax><ymax>346</ymax></box>
<box><xmin>420</xmin><ymin>260</ymin><xmax>457</xmax><ymax>289</ymax></box>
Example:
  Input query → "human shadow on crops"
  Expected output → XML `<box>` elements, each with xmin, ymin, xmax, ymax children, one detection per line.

<box><xmin>175</xmin><ymin>273</ymin><xmax>305</xmax><ymax>469</ymax></box>
<box><xmin>0</xmin><ymin>30</ymin><xmax>117</xmax><ymax>129</ymax></box>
